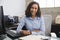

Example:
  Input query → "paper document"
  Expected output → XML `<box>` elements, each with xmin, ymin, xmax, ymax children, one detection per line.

<box><xmin>19</xmin><ymin>35</ymin><xmax>49</xmax><ymax>40</ymax></box>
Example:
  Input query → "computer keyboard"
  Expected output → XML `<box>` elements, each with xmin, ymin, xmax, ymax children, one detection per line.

<box><xmin>6</xmin><ymin>30</ymin><xmax>21</xmax><ymax>38</ymax></box>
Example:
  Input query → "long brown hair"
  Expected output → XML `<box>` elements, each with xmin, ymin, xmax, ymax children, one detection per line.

<box><xmin>25</xmin><ymin>1</ymin><xmax>41</xmax><ymax>17</ymax></box>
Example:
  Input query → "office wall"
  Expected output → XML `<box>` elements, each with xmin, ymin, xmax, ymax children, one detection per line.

<box><xmin>0</xmin><ymin>0</ymin><xmax>2</xmax><ymax>6</ymax></box>
<box><xmin>41</xmin><ymin>7</ymin><xmax>60</xmax><ymax>23</ymax></box>
<box><xmin>25</xmin><ymin>0</ymin><xmax>33</xmax><ymax>9</ymax></box>
<box><xmin>1</xmin><ymin>0</ymin><xmax>25</xmax><ymax>17</ymax></box>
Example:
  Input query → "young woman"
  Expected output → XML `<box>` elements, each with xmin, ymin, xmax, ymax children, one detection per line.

<box><xmin>16</xmin><ymin>1</ymin><xmax>45</xmax><ymax>36</ymax></box>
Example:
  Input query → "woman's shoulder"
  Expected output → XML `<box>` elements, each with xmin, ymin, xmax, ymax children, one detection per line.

<box><xmin>39</xmin><ymin>16</ymin><xmax>44</xmax><ymax>20</ymax></box>
<box><xmin>20</xmin><ymin>16</ymin><xmax>28</xmax><ymax>21</ymax></box>
<box><xmin>41</xmin><ymin>15</ymin><xmax>44</xmax><ymax>18</ymax></box>
<box><xmin>38</xmin><ymin>16</ymin><xmax>44</xmax><ymax>19</ymax></box>
<box><xmin>18</xmin><ymin>16</ymin><xmax>27</xmax><ymax>23</ymax></box>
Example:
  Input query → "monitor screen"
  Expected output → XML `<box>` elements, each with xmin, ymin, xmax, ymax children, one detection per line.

<box><xmin>0</xmin><ymin>6</ymin><xmax>5</xmax><ymax>35</ymax></box>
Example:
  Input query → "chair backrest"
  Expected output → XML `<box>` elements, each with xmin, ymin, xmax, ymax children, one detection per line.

<box><xmin>43</xmin><ymin>14</ymin><xmax>52</xmax><ymax>36</ymax></box>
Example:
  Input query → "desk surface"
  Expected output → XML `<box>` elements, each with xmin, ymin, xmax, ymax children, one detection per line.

<box><xmin>1</xmin><ymin>35</ymin><xmax>60</xmax><ymax>40</ymax></box>
<box><xmin>19</xmin><ymin>35</ymin><xmax>60</xmax><ymax>40</ymax></box>
<box><xmin>4</xmin><ymin>36</ymin><xmax>18</xmax><ymax>40</ymax></box>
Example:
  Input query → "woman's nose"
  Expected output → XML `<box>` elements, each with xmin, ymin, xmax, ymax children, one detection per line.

<box><xmin>33</xmin><ymin>9</ymin><xmax>36</xmax><ymax>12</ymax></box>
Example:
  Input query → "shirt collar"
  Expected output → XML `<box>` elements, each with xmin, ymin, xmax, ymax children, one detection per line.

<box><xmin>28</xmin><ymin>17</ymin><xmax>40</xmax><ymax>20</ymax></box>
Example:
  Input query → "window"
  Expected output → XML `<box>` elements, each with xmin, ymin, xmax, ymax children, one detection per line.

<box><xmin>46</xmin><ymin>0</ymin><xmax>54</xmax><ymax>7</ymax></box>
<box><xmin>34</xmin><ymin>0</ymin><xmax>60</xmax><ymax>8</ymax></box>
<box><xmin>34</xmin><ymin>0</ymin><xmax>47</xmax><ymax>8</ymax></box>
<box><xmin>55</xmin><ymin>0</ymin><xmax>60</xmax><ymax>7</ymax></box>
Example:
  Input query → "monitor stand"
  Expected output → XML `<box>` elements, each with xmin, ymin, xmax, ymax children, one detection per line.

<box><xmin>0</xmin><ymin>34</ymin><xmax>6</xmax><ymax>40</ymax></box>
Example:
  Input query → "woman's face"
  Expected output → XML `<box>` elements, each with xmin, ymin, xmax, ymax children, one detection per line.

<box><xmin>30</xmin><ymin>4</ymin><xmax>38</xmax><ymax>16</ymax></box>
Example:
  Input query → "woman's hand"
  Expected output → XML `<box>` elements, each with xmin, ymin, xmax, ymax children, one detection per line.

<box><xmin>20</xmin><ymin>30</ymin><xmax>31</xmax><ymax>36</ymax></box>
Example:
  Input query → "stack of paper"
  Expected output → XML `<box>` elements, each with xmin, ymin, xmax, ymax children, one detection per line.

<box><xmin>19</xmin><ymin>35</ymin><xmax>49</xmax><ymax>40</ymax></box>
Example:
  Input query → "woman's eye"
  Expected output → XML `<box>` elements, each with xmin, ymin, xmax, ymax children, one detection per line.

<box><xmin>31</xmin><ymin>7</ymin><xmax>37</xmax><ymax>9</ymax></box>
<box><xmin>35</xmin><ymin>8</ymin><xmax>37</xmax><ymax>9</ymax></box>
<box><xmin>31</xmin><ymin>7</ymin><xmax>34</xmax><ymax>9</ymax></box>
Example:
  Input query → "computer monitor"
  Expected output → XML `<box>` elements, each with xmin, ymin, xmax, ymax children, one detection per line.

<box><xmin>13</xmin><ymin>16</ymin><xmax>19</xmax><ymax>23</ymax></box>
<box><xmin>4</xmin><ymin>15</ymin><xmax>15</xmax><ymax>28</ymax></box>
<box><xmin>0</xmin><ymin>6</ymin><xmax>5</xmax><ymax>35</ymax></box>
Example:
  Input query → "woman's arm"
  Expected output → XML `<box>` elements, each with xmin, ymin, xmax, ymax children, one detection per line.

<box><xmin>40</xmin><ymin>16</ymin><xmax>45</xmax><ymax>35</ymax></box>
<box><xmin>16</xmin><ymin>17</ymin><xmax>31</xmax><ymax>36</ymax></box>
<box><xmin>16</xmin><ymin>17</ymin><xmax>25</xmax><ymax>34</ymax></box>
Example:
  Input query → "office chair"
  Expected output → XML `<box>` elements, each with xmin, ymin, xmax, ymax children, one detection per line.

<box><xmin>43</xmin><ymin>14</ymin><xmax>57</xmax><ymax>37</ymax></box>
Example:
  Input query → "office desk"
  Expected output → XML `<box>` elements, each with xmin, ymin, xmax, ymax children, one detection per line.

<box><xmin>19</xmin><ymin>35</ymin><xmax>60</xmax><ymax>40</ymax></box>
<box><xmin>0</xmin><ymin>34</ymin><xmax>18</xmax><ymax>40</ymax></box>
<box><xmin>51</xmin><ymin>24</ymin><xmax>60</xmax><ymax>37</ymax></box>
<box><xmin>1</xmin><ymin>35</ymin><xmax>60</xmax><ymax>40</ymax></box>
<box><xmin>4</xmin><ymin>36</ymin><xmax>18</xmax><ymax>40</ymax></box>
